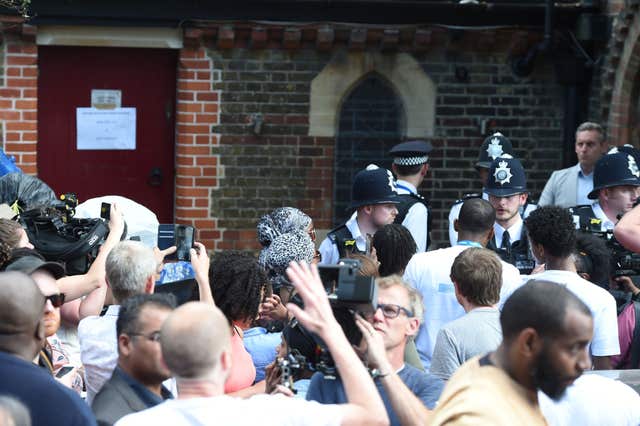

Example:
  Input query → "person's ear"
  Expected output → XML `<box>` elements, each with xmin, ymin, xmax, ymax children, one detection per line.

<box><xmin>118</xmin><ymin>334</ymin><xmax>132</xmax><ymax>357</ymax></box>
<box><xmin>34</xmin><ymin>318</ymin><xmax>45</xmax><ymax>344</ymax></box>
<box><xmin>515</xmin><ymin>327</ymin><xmax>543</xmax><ymax>360</ymax></box>
<box><xmin>453</xmin><ymin>219</ymin><xmax>460</xmax><ymax>233</ymax></box>
<box><xmin>362</xmin><ymin>205</ymin><xmax>373</xmax><ymax>216</ymax></box>
<box><xmin>578</xmin><ymin>272</ymin><xmax>591</xmax><ymax>281</ymax></box>
<box><xmin>391</xmin><ymin>164</ymin><xmax>399</xmax><ymax>176</ymax></box>
<box><xmin>406</xmin><ymin>316</ymin><xmax>420</xmax><ymax>337</ymax></box>
<box><xmin>530</xmin><ymin>241</ymin><xmax>545</xmax><ymax>262</ymax></box>
<box><xmin>421</xmin><ymin>163</ymin><xmax>429</xmax><ymax>176</ymax></box>
<box><xmin>145</xmin><ymin>275</ymin><xmax>155</xmax><ymax>294</ymax></box>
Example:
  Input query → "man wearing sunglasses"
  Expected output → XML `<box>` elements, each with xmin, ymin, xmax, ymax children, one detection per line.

<box><xmin>92</xmin><ymin>294</ymin><xmax>176</xmax><ymax>426</ymax></box>
<box><xmin>306</xmin><ymin>275</ymin><xmax>443</xmax><ymax>426</ymax></box>
<box><xmin>5</xmin><ymin>254</ymin><xmax>83</xmax><ymax>392</ymax></box>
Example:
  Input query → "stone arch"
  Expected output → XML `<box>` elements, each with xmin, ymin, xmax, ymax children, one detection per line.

<box><xmin>606</xmin><ymin>8</ymin><xmax>640</xmax><ymax>145</ymax></box>
<box><xmin>309</xmin><ymin>50</ymin><xmax>435</xmax><ymax>138</ymax></box>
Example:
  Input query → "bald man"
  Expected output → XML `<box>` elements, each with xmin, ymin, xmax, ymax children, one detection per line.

<box><xmin>0</xmin><ymin>271</ymin><xmax>96</xmax><ymax>426</ymax></box>
<box><xmin>117</xmin><ymin>262</ymin><xmax>389</xmax><ymax>426</ymax></box>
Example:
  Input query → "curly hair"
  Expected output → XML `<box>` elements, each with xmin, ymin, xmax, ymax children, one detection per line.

<box><xmin>525</xmin><ymin>206</ymin><xmax>576</xmax><ymax>258</ymax></box>
<box><xmin>372</xmin><ymin>224</ymin><xmax>416</xmax><ymax>276</ymax></box>
<box><xmin>209</xmin><ymin>251</ymin><xmax>266</xmax><ymax>325</ymax></box>
<box><xmin>574</xmin><ymin>232</ymin><xmax>611</xmax><ymax>286</ymax></box>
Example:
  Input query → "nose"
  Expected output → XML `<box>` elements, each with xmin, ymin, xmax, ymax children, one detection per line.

<box><xmin>44</xmin><ymin>299</ymin><xmax>55</xmax><ymax>313</ymax></box>
<box><xmin>391</xmin><ymin>206</ymin><xmax>398</xmax><ymax>216</ymax></box>
<box><xmin>577</xmin><ymin>347</ymin><xmax>591</xmax><ymax>372</ymax></box>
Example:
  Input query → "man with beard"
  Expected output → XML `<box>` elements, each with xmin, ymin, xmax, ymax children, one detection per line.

<box><xmin>429</xmin><ymin>280</ymin><xmax>593</xmax><ymax>426</ymax></box>
<box><xmin>92</xmin><ymin>294</ymin><xmax>176</xmax><ymax>426</ymax></box>
<box><xmin>525</xmin><ymin>206</ymin><xmax>619</xmax><ymax>369</ymax></box>
<box><xmin>319</xmin><ymin>164</ymin><xmax>399</xmax><ymax>264</ymax></box>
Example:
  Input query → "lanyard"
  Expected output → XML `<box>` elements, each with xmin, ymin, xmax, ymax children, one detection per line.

<box><xmin>395</xmin><ymin>183</ymin><xmax>414</xmax><ymax>194</ymax></box>
<box><xmin>457</xmin><ymin>240</ymin><xmax>483</xmax><ymax>248</ymax></box>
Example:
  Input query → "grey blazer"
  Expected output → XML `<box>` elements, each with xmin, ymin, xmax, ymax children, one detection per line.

<box><xmin>538</xmin><ymin>164</ymin><xmax>580</xmax><ymax>208</ymax></box>
<box><xmin>91</xmin><ymin>369</ymin><xmax>149</xmax><ymax>426</ymax></box>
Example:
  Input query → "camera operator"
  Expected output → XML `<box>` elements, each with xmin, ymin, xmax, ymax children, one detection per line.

<box><xmin>570</xmin><ymin>151</ymin><xmax>640</xmax><ymax>232</ymax></box>
<box><xmin>306</xmin><ymin>275</ymin><xmax>443</xmax><ymax>426</ymax></box>
<box><xmin>614</xmin><ymin>203</ymin><xmax>640</xmax><ymax>253</ymax></box>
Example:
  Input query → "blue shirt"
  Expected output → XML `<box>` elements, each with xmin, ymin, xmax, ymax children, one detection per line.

<box><xmin>577</xmin><ymin>165</ymin><xmax>594</xmax><ymax>206</ymax></box>
<box><xmin>0</xmin><ymin>350</ymin><xmax>96</xmax><ymax>426</ymax></box>
<box><xmin>306</xmin><ymin>364</ymin><xmax>444</xmax><ymax>426</ymax></box>
<box><xmin>243</xmin><ymin>327</ymin><xmax>281</xmax><ymax>382</ymax></box>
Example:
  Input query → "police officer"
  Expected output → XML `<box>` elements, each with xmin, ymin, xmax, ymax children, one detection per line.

<box><xmin>485</xmin><ymin>155</ymin><xmax>536</xmax><ymax>274</ymax></box>
<box><xmin>570</xmin><ymin>151</ymin><xmax>640</xmax><ymax>232</ymax></box>
<box><xmin>448</xmin><ymin>132</ymin><xmax>516</xmax><ymax>245</ymax></box>
<box><xmin>318</xmin><ymin>164</ymin><xmax>400</xmax><ymax>265</ymax></box>
<box><xmin>389</xmin><ymin>140</ymin><xmax>432</xmax><ymax>252</ymax></box>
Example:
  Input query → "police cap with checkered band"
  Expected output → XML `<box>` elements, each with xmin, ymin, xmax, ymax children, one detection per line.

<box><xmin>389</xmin><ymin>140</ymin><xmax>433</xmax><ymax>167</ymax></box>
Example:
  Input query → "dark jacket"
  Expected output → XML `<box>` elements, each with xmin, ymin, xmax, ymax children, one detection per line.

<box><xmin>91</xmin><ymin>368</ymin><xmax>152</xmax><ymax>426</ymax></box>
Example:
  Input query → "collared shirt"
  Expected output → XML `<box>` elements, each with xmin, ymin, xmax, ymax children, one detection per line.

<box><xmin>493</xmin><ymin>215</ymin><xmax>524</xmax><ymax>248</ymax></box>
<box><xmin>396</xmin><ymin>179</ymin><xmax>428</xmax><ymax>252</ymax></box>
<box><xmin>591</xmin><ymin>202</ymin><xmax>616</xmax><ymax>231</ymax></box>
<box><xmin>577</xmin><ymin>165</ymin><xmax>595</xmax><ymax>206</ymax></box>
<box><xmin>115</xmin><ymin>367</ymin><xmax>172</xmax><ymax>408</ymax></box>
<box><xmin>318</xmin><ymin>212</ymin><xmax>367</xmax><ymax>265</ymax></box>
<box><xmin>79</xmin><ymin>304</ymin><xmax>120</xmax><ymax>404</ymax></box>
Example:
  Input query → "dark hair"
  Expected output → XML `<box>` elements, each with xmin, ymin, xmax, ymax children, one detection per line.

<box><xmin>372</xmin><ymin>224</ymin><xmax>416</xmax><ymax>276</ymax></box>
<box><xmin>574</xmin><ymin>232</ymin><xmax>611</xmax><ymax>286</ymax></box>
<box><xmin>209</xmin><ymin>251</ymin><xmax>266</xmax><ymax>324</ymax></box>
<box><xmin>525</xmin><ymin>206</ymin><xmax>576</xmax><ymax>258</ymax></box>
<box><xmin>458</xmin><ymin>198</ymin><xmax>495</xmax><ymax>234</ymax></box>
<box><xmin>116</xmin><ymin>293</ymin><xmax>176</xmax><ymax>337</ymax></box>
<box><xmin>450</xmin><ymin>248</ymin><xmax>502</xmax><ymax>306</ymax></box>
<box><xmin>0</xmin><ymin>219</ymin><xmax>21</xmax><ymax>248</ymax></box>
<box><xmin>501</xmin><ymin>280</ymin><xmax>591</xmax><ymax>341</ymax></box>
<box><xmin>394</xmin><ymin>163</ymin><xmax>424</xmax><ymax>176</ymax></box>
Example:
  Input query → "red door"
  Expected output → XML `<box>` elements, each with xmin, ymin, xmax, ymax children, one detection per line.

<box><xmin>38</xmin><ymin>46</ymin><xmax>177</xmax><ymax>222</ymax></box>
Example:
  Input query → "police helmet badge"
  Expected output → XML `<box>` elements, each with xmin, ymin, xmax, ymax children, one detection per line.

<box><xmin>494</xmin><ymin>161</ymin><xmax>513</xmax><ymax>186</ymax></box>
<box><xmin>628</xmin><ymin>155</ymin><xmax>640</xmax><ymax>178</ymax></box>
<box><xmin>486</xmin><ymin>137</ymin><xmax>504</xmax><ymax>160</ymax></box>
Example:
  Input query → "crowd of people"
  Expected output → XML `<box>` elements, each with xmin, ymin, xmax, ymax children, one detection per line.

<box><xmin>2</xmin><ymin>121</ymin><xmax>640</xmax><ymax>425</ymax></box>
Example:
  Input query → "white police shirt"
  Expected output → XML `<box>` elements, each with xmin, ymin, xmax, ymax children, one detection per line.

<box><xmin>396</xmin><ymin>179</ymin><xmax>428</xmax><ymax>252</ymax></box>
<box><xmin>526</xmin><ymin>270</ymin><xmax>620</xmax><ymax>357</ymax></box>
<box><xmin>318</xmin><ymin>212</ymin><xmax>365</xmax><ymax>265</ymax></box>
<box><xmin>403</xmin><ymin>244</ymin><xmax>523</xmax><ymax>370</ymax></box>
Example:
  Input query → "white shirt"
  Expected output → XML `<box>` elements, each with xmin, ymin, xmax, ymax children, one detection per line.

<box><xmin>539</xmin><ymin>373</ymin><xmax>640</xmax><ymax>426</ymax></box>
<box><xmin>577</xmin><ymin>166</ymin><xmax>595</xmax><ymax>207</ymax></box>
<box><xmin>78</xmin><ymin>304</ymin><xmax>120</xmax><ymax>404</ymax></box>
<box><xmin>115</xmin><ymin>394</ymin><xmax>343</xmax><ymax>426</ymax></box>
<box><xmin>403</xmin><ymin>245</ymin><xmax>523</xmax><ymax>370</ymax></box>
<box><xmin>527</xmin><ymin>270</ymin><xmax>620</xmax><ymax>357</ymax></box>
<box><xmin>591</xmin><ymin>202</ymin><xmax>616</xmax><ymax>231</ymax></box>
<box><xmin>318</xmin><ymin>213</ymin><xmax>366</xmax><ymax>265</ymax></box>
<box><xmin>493</xmin><ymin>215</ymin><xmax>524</xmax><ymax>248</ymax></box>
<box><xmin>396</xmin><ymin>179</ymin><xmax>428</xmax><ymax>252</ymax></box>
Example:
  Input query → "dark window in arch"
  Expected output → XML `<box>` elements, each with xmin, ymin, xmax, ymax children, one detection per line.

<box><xmin>334</xmin><ymin>74</ymin><xmax>405</xmax><ymax>225</ymax></box>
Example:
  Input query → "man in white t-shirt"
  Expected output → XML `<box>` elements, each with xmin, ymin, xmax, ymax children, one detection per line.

<box><xmin>404</xmin><ymin>198</ymin><xmax>522</xmax><ymax>370</ymax></box>
<box><xmin>525</xmin><ymin>206</ymin><xmax>620</xmax><ymax>369</ymax></box>
<box><xmin>116</xmin><ymin>262</ymin><xmax>389</xmax><ymax>426</ymax></box>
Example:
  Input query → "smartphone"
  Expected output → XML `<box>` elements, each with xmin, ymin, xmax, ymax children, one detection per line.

<box><xmin>100</xmin><ymin>202</ymin><xmax>111</xmax><ymax>220</ymax></box>
<box><xmin>157</xmin><ymin>224</ymin><xmax>196</xmax><ymax>261</ymax></box>
<box><xmin>56</xmin><ymin>366</ymin><xmax>74</xmax><ymax>378</ymax></box>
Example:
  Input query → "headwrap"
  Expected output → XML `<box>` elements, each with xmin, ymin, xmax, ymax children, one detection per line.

<box><xmin>263</xmin><ymin>230</ymin><xmax>315</xmax><ymax>291</ymax></box>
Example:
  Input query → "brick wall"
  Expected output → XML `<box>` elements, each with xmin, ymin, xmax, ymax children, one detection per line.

<box><xmin>1</xmin><ymin>24</ymin><xmax>37</xmax><ymax>175</ymax></box>
<box><xmin>203</xmin><ymin>28</ymin><xmax>591</xmax><ymax>249</ymax></box>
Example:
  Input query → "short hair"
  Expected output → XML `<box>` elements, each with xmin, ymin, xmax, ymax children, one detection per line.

<box><xmin>376</xmin><ymin>275</ymin><xmax>424</xmax><ymax>321</ymax></box>
<box><xmin>525</xmin><ymin>206</ymin><xmax>576</xmax><ymax>258</ymax></box>
<box><xmin>161</xmin><ymin>302</ymin><xmax>231</xmax><ymax>380</ymax></box>
<box><xmin>573</xmin><ymin>232</ymin><xmax>611</xmax><ymax>287</ymax></box>
<box><xmin>0</xmin><ymin>219</ymin><xmax>21</xmax><ymax>248</ymax></box>
<box><xmin>106</xmin><ymin>241</ymin><xmax>157</xmax><ymax>303</ymax></box>
<box><xmin>450</xmin><ymin>248</ymin><xmax>502</xmax><ymax>306</ymax></box>
<box><xmin>501</xmin><ymin>280</ymin><xmax>591</xmax><ymax>341</ymax></box>
<box><xmin>116</xmin><ymin>293</ymin><xmax>176</xmax><ymax>337</ymax></box>
<box><xmin>575</xmin><ymin>122</ymin><xmax>605</xmax><ymax>142</ymax></box>
<box><xmin>395</xmin><ymin>163</ymin><xmax>425</xmax><ymax>177</ymax></box>
<box><xmin>209</xmin><ymin>251</ymin><xmax>266</xmax><ymax>324</ymax></box>
<box><xmin>458</xmin><ymin>198</ymin><xmax>496</xmax><ymax>234</ymax></box>
<box><xmin>372</xmin><ymin>224</ymin><xmax>417</xmax><ymax>277</ymax></box>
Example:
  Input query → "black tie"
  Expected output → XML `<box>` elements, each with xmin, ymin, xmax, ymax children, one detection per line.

<box><xmin>501</xmin><ymin>230</ymin><xmax>511</xmax><ymax>256</ymax></box>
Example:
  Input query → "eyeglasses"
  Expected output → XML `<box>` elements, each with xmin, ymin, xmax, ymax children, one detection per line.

<box><xmin>45</xmin><ymin>293</ymin><xmax>65</xmax><ymax>308</ymax></box>
<box><xmin>371</xmin><ymin>303</ymin><xmax>414</xmax><ymax>319</ymax></box>
<box><xmin>129</xmin><ymin>331</ymin><xmax>162</xmax><ymax>342</ymax></box>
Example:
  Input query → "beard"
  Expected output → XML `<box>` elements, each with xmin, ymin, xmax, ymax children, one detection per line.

<box><xmin>532</xmin><ymin>346</ymin><xmax>579</xmax><ymax>401</ymax></box>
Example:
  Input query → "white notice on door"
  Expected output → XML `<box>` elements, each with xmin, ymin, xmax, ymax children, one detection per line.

<box><xmin>76</xmin><ymin>107</ymin><xmax>136</xmax><ymax>150</ymax></box>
